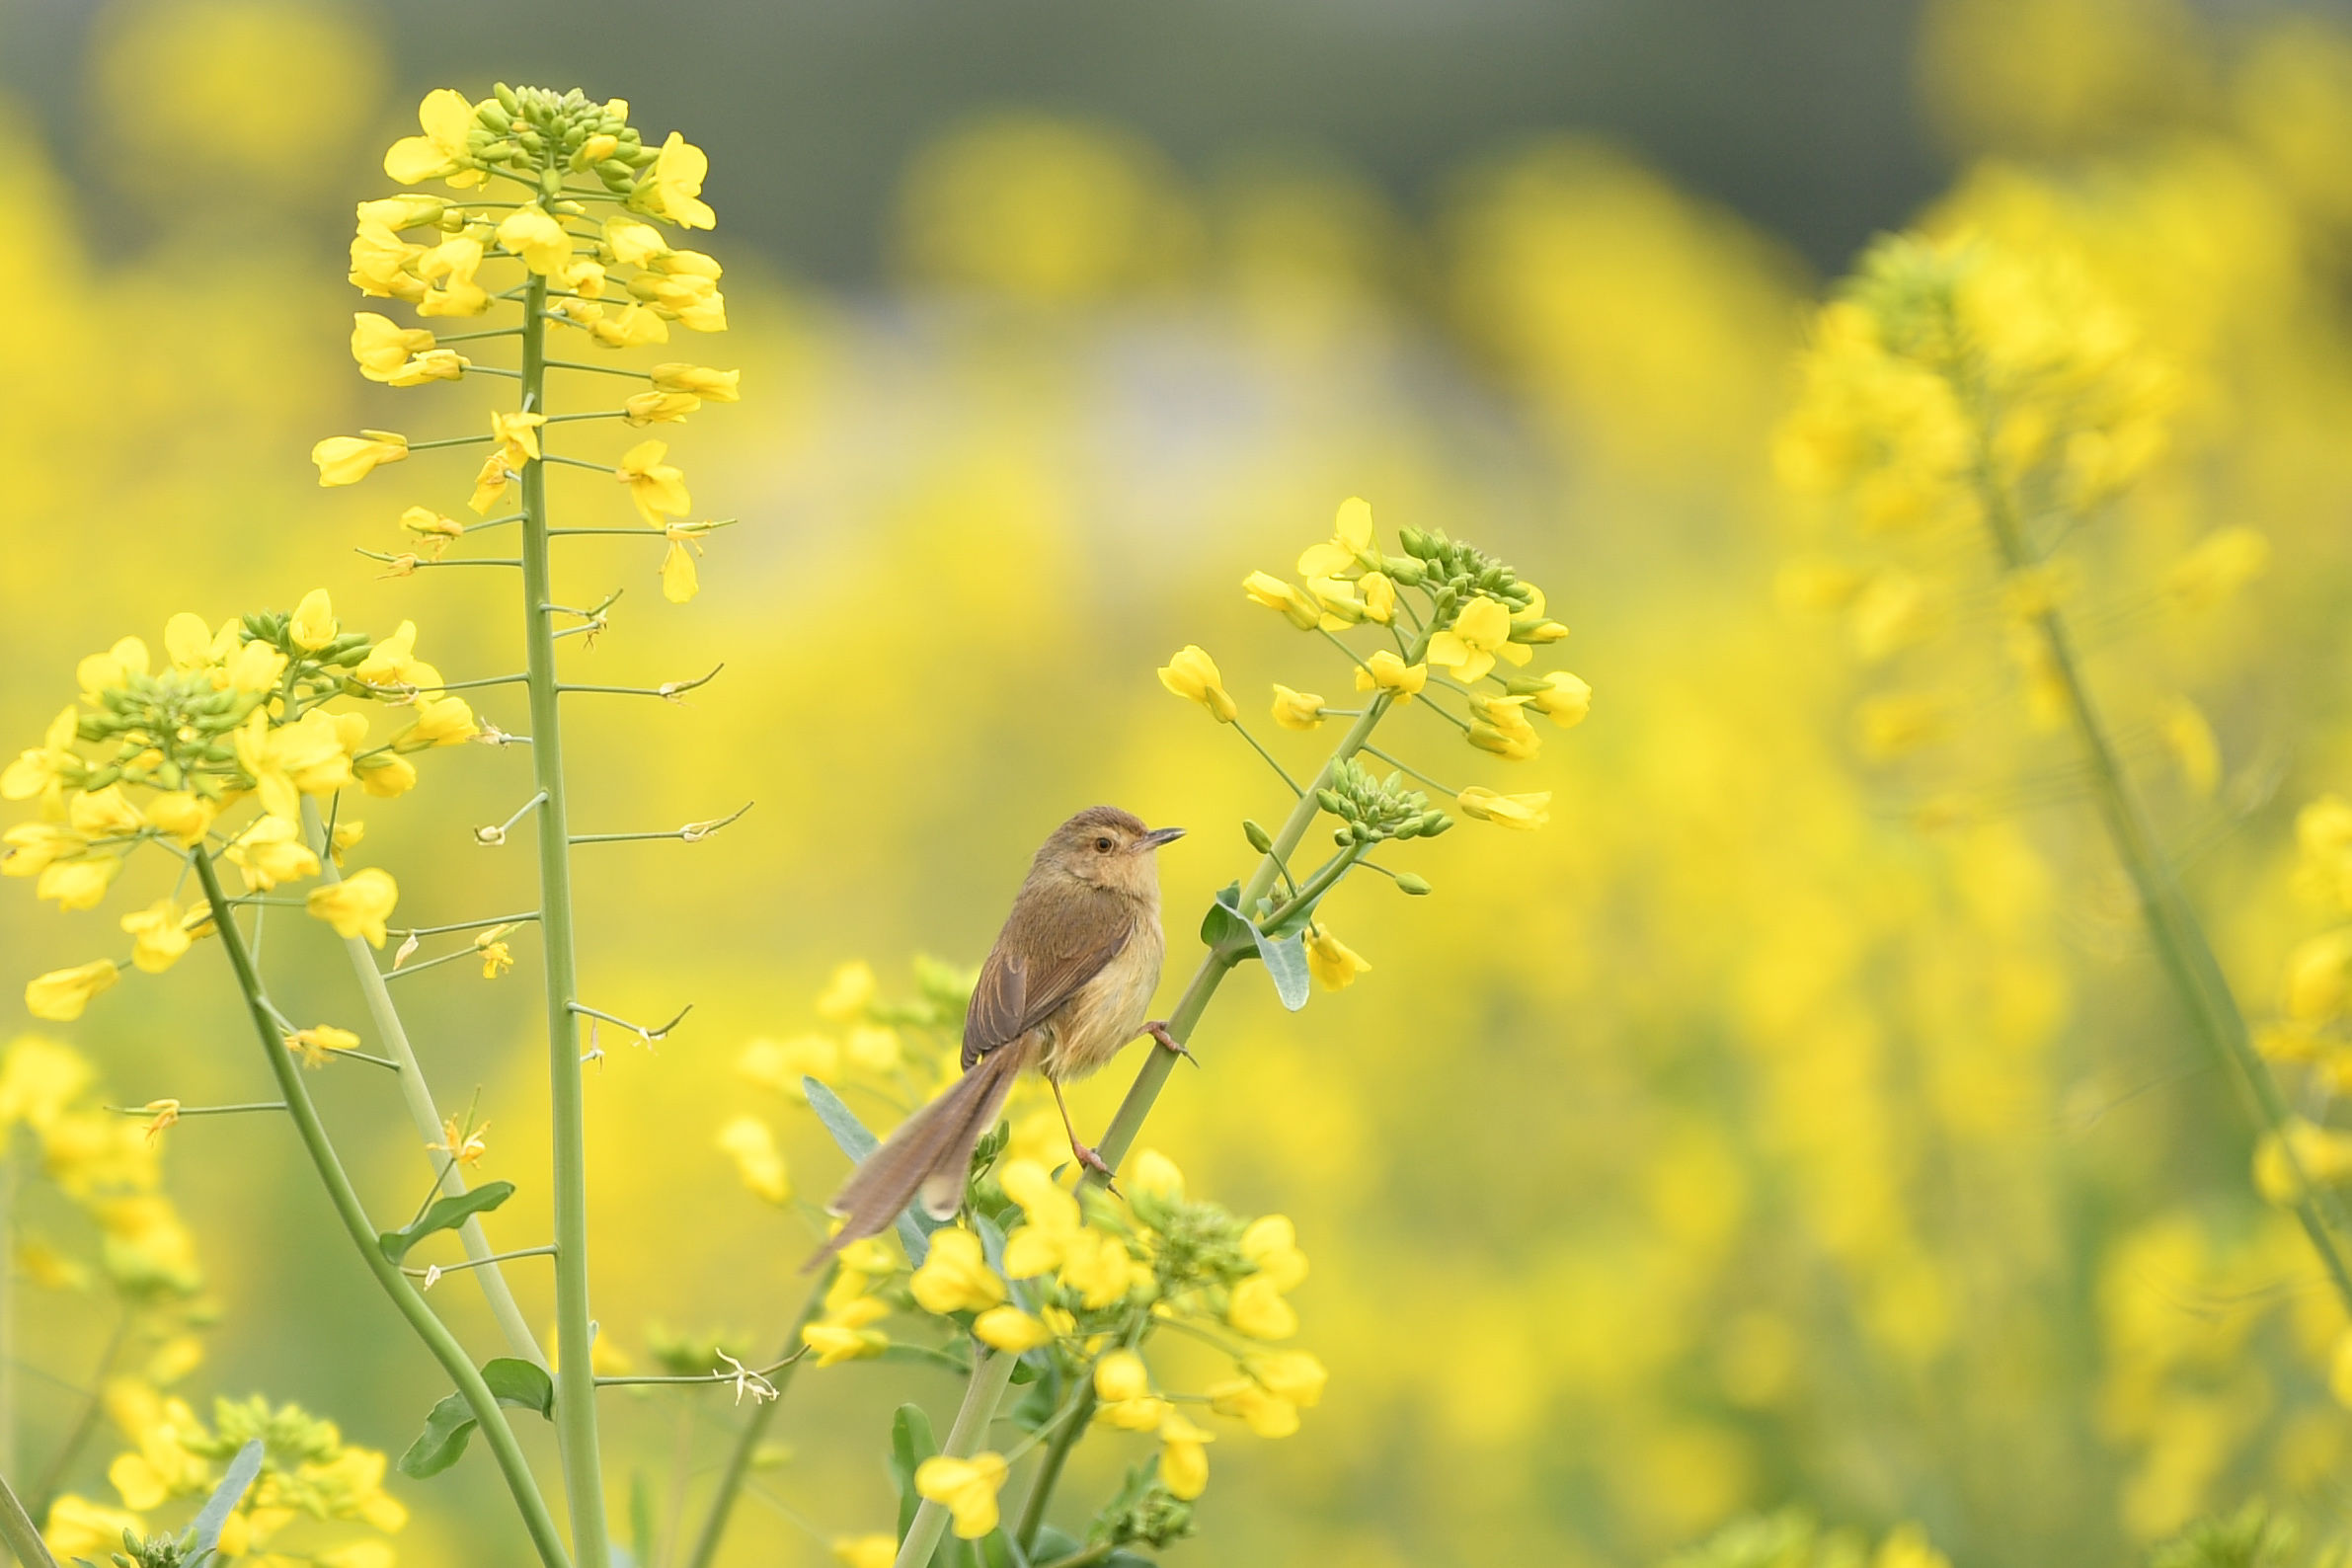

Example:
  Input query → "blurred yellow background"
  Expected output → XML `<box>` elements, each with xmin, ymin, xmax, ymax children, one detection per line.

<box><xmin>9</xmin><ymin>0</ymin><xmax>2352</xmax><ymax>1562</ymax></box>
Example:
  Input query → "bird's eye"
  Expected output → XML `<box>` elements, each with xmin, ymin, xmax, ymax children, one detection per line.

<box><xmin>1095</xmin><ymin>836</ymin><xmax>1115</xmax><ymax>853</ymax></box>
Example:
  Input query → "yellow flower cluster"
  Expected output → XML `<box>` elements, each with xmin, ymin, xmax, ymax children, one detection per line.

<box><xmin>48</xmin><ymin>1386</ymin><xmax>408</xmax><ymax>1567</ymax></box>
<box><xmin>324</xmin><ymin>86</ymin><xmax>742</xmax><ymax>603</ymax></box>
<box><xmin>2</xmin><ymin>598</ymin><xmax>470</xmax><ymax>1021</ymax></box>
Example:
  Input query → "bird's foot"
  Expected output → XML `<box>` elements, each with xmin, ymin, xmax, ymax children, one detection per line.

<box><xmin>1145</xmin><ymin>1020</ymin><xmax>1198</xmax><ymax>1066</ymax></box>
<box><xmin>1069</xmin><ymin>1138</ymin><xmax>1119</xmax><ymax>1188</ymax></box>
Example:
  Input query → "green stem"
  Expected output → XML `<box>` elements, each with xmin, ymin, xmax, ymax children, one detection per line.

<box><xmin>521</xmin><ymin>272</ymin><xmax>616</xmax><ymax>1568</ymax></box>
<box><xmin>191</xmin><ymin>852</ymin><xmax>572</xmax><ymax>1568</ymax></box>
<box><xmin>892</xmin><ymin>1349</ymin><xmax>1020</xmax><ymax>1568</ymax></box>
<box><xmin>0</xmin><ymin>1465</ymin><xmax>57</xmax><ymax>1568</ymax></box>
<box><xmin>302</xmin><ymin>801</ymin><xmax>546</xmax><ymax>1370</ymax></box>
<box><xmin>1971</xmin><ymin>460</ymin><xmax>2352</xmax><ymax>1313</ymax></box>
<box><xmin>1013</xmin><ymin>1383</ymin><xmax>1096</xmax><ymax>1550</ymax></box>
<box><xmin>679</xmin><ymin>1271</ymin><xmax>835</xmax><ymax>1568</ymax></box>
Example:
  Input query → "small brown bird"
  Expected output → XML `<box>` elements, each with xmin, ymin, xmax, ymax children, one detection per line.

<box><xmin>808</xmin><ymin>806</ymin><xmax>1186</xmax><ymax>1269</ymax></box>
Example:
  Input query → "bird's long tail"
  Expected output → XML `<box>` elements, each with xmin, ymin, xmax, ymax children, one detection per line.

<box><xmin>803</xmin><ymin>1044</ymin><xmax>1027</xmax><ymax>1272</ymax></box>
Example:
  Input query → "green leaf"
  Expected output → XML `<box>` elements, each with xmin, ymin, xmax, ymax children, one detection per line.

<box><xmin>1199</xmin><ymin>880</ymin><xmax>1251</xmax><ymax>951</ymax></box>
<box><xmin>1205</xmin><ymin>883</ymin><xmax>1310</xmax><ymax>1011</ymax></box>
<box><xmin>397</xmin><ymin>1358</ymin><xmax>554</xmax><ymax>1479</ymax></box>
<box><xmin>889</xmin><ymin>1403</ymin><xmax>938</xmax><ymax>1542</ymax></box>
<box><xmin>805</xmin><ymin>1078</ymin><xmax>944</xmax><ymax>1264</ymax></box>
<box><xmin>1029</xmin><ymin>1527</ymin><xmax>1081</xmax><ymax>1560</ymax></box>
<box><xmin>186</xmin><ymin>1438</ymin><xmax>263</xmax><ymax>1553</ymax></box>
<box><xmin>377</xmin><ymin>1180</ymin><xmax>515</xmax><ymax>1263</ymax></box>
<box><xmin>399</xmin><ymin>1392</ymin><xmax>477</xmax><ymax>1479</ymax></box>
<box><xmin>482</xmin><ymin>1357</ymin><xmax>554</xmax><ymax>1418</ymax></box>
<box><xmin>1259</xmin><ymin>929</ymin><xmax>1310</xmax><ymax>1010</ymax></box>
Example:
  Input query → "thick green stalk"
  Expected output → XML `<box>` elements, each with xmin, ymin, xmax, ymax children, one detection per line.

<box><xmin>677</xmin><ymin>1268</ymin><xmax>835</xmax><ymax>1568</ymax></box>
<box><xmin>1973</xmin><ymin>464</ymin><xmax>2352</xmax><ymax>1312</ymax></box>
<box><xmin>0</xmin><ymin>1465</ymin><xmax>57</xmax><ymax>1568</ymax></box>
<box><xmin>518</xmin><ymin>273</ymin><xmax>615</xmax><ymax>1568</ymax></box>
<box><xmin>191</xmin><ymin>852</ymin><xmax>572</xmax><ymax>1568</ymax></box>
<box><xmin>904</xmin><ymin>666</ymin><xmax>1414</xmax><ymax>1563</ymax></box>
<box><xmin>1013</xmin><ymin>1384</ymin><xmax>1095</xmax><ymax>1550</ymax></box>
<box><xmin>301</xmin><ymin>801</ymin><xmax>546</xmax><ymax>1370</ymax></box>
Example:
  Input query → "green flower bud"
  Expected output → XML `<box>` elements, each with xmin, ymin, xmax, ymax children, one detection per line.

<box><xmin>1399</xmin><ymin>525</ymin><xmax>1436</xmax><ymax>558</ymax></box>
<box><xmin>1314</xmin><ymin>788</ymin><xmax>1348</xmax><ymax>818</ymax></box>
<box><xmin>1422</xmin><ymin>813</ymin><xmax>1455</xmax><ymax>836</ymax></box>
<box><xmin>494</xmin><ymin>82</ymin><xmax>521</xmax><ymax>115</ymax></box>
<box><xmin>1395</xmin><ymin>873</ymin><xmax>1433</xmax><ymax>896</ymax></box>
<box><xmin>1333</xmin><ymin>827</ymin><xmax>1352</xmax><ymax>847</ymax></box>
<box><xmin>1243</xmin><ymin>820</ymin><xmax>1274</xmax><ymax>853</ymax></box>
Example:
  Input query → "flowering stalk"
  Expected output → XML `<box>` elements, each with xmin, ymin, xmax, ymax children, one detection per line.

<box><xmin>676</xmin><ymin>1269</ymin><xmax>836</xmax><ymax>1568</ymax></box>
<box><xmin>894</xmin><ymin>501</ymin><xmax>1581</xmax><ymax>1562</ymax></box>
<box><xmin>0</xmin><ymin>1469</ymin><xmax>57</xmax><ymax>1568</ymax></box>
<box><xmin>1968</xmin><ymin>458</ymin><xmax>2352</xmax><ymax>1308</ymax></box>
<box><xmin>189</xmin><ymin>849</ymin><xmax>573</xmax><ymax>1567</ymax></box>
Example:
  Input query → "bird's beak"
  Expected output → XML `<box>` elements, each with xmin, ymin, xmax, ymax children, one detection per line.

<box><xmin>1136</xmin><ymin>826</ymin><xmax>1187</xmax><ymax>851</ymax></box>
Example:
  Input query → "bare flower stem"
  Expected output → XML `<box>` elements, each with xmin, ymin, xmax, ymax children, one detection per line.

<box><xmin>520</xmin><ymin>270</ymin><xmax>616</xmax><ymax>1568</ymax></box>
<box><xmin>677</xmin><ymin>1268</ymin><xmax>837</xmax><ymax>1568</ymax></box>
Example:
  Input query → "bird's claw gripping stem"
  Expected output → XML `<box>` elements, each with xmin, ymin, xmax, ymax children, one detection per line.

<box><xmin>1145</xmin><ymin>1020</ymin><xmax>1197</xmax><ymax>1066</ymax></box>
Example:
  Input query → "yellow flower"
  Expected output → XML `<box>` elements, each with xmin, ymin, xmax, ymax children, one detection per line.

<box><xmin>386</xmin><ymin>350</ymin><xmax>467</xmax><ymax>386</ymax></box>
<box><xmin>67</xmin><ymin>785</ymin><xmax>143</xmax><ymax>840</ymax></box>
<box><xmin>616</xmin><ymin>440</ymin><xmax>692</xmax><ymax>524</ymax></box>
<box><xmin>998</xmin><ymin>1158</ymin><xmax>1084</xmax><ymax>1277</ymax></box>
<box><xmin>470</xmin><ymin>452</ymin><xmax>515</xmax><ymax>515</ymax></box>
<box><xmin>234</xmin><ymin>708</ymin><xmax>356</xmax><ymax>818</ymax></box>
<box><xmin>357</xmin><ymin>194</ymin><xmax>447</xmax><ymax>230</ymax></box>
<box><xmin>1241</xmin><ymin>1215</ymin><xmax>1309</xmax><ymax>1290</ymax></box>
<box><xmin>37</xmin><ymin>856</ymin><xmax>120</xmax><ymax>912</ymax></box>
<box><xmin>26</xmin><ymin>960</ymin><xmax>118</xmax><ymax>1022</ymax></box>
<box><xmin>1130</xmin><ymin>1147</ymin><xmax>1185</xmax><ymax>1201</ymax></box>
<box><xmin>739</xmin><ymin>1034</ymin><xmax>840</xmax><ymax>1099</ymax></box>
<box><xmin>913</xmin><ymin>1452</ymin><xmax>1007</xmax><ymax>1540</ymax></box>
<box><xmin>1093</xmin><ymin>1349</ymin><xmax>1165</xmax><ymax>1430</ymax></box>
<box><xmin>399</xmin><ymin>695</ymin><xmax>480</xmax><ymax>749</ymax></box>
<box><xmin>845</xmin><ymin>1025</ymin><xmax>901</xmax><ymax>1073</ymax></box>
<box><xmin>76</xmin><ymin>635</ymin><xmax>149</xmax><ymax>698</ymax></box>
<box><xmin>384</xmin><ymin>89</ymin><xmax>485</xmax><ymax>185</ymax></box>
<box><xmin>399</xmin><ymin>509</ymin><xmax>466</xmax><ymax>560</ymax></box>
<box><xmin>1298</xmin><ymin>495</ymin><xmax>1375</xmax><ymax>580</ymax></box>
<box><xmin>349</xmin><ymin>220</ymin><xmax>426</xmax><ymax>300</ymax></box>
<box><xmin>311</xmin><ymin>431</ymin><xmax>409</xmax><ymax>487</ymax></box>
<box><xmin>973</xmin><ymin>1306</ymin><xmax>1054</xmax><ymax>1352</ymax></box>
<box><xmin>1456</xmin><ymin>787</ymin><xmax>1551</xmax><ymax>830</ymax></box>
<box><xmin>1304</xmin><ymin>924</ymin><xmax>1370</xmax><ymax>991</ymax></box>
<box><xmin>1157</xmin><ymin>646</ymin><xmax>1238</xmax><ymax>723</ymax></box>
<box><xmin>1243</xmin><ymin>571</ymin><xmax>1324</xmax><ymax>631</ymax></box>
<box><xmin>1056</xmin><ymin>1226</ymin><xmax>1138</xmax><ymax>1308</ymax></box>
<box><xmin>2</xmin><ymin>706</ymin><xmax>81</xmax><ymax>802</ymax></box>
<box><xmin>1247</xmin><ymin>1350</ymin><xmax>1327</xmax><ymax>1408</ymax></box>
<box><xmin>910</xmin><ymin>1226</ymin><xmax>1006</xmax><ymax>1315</ymax></box>
<box><xmin>2166</xmin><ymin>526</ymin><xmax>2271</xmax><ymax>610</ymax></box>
<box><xmin>429</xmin><ymin>1114</ymin><xmax>489</xmax><ymax>1168</ymax></box>
<box><xmin>1269</xmin><ymin>686</ymin><xmax>1326</xmax><ymax>737</ymax></box>
<box><xmin>652</xmin><ymin>363</ymin><xmax>741</xmax><ymax>400</ymax></box>
<box><xmin>2255</xmin><ymin>1117</ymin><xmax>2352</xmax><ymax>1204</ymax></box>
<box><xmin>284</xmin><ymin>1024</ymin><xmax>362</xmax><ymax>1067</ymax></box>
<box><xmin>2</xmin><ymin>823</ymin><xmax>86</xmax><ymax>880</ymax></box>
<box><xmin>224</xmin><ymin>816</ymin><xmax>319</xmax><ymax>891</ymax></box>
<box><xmin>638</xmin><ymin>132</ymin><xmax>717</xmax><ymax>229</ymax></box>
<box><xmin>1158</xmin><ymin>1412</ymin><xmax>1215</xmax><ymax>1500</ymax></box>
<box><xmin>493</xmin><ymin>410</ymin><xmax>548</xmax><ymax>467</ymax></box>
<box><xmin>475</xmin><ymin>922</ymin><xmax>515</xmax><ymax>978</ymax></box>
<box><xmin>1207</xmin><ymin>1375</ymin><xmax>1301</xmax><ymax>1438</ymax></box>
<box><xmin>2287</xmin><ymin>929</ymin><xmax>2352</xmax><ymax>1022</ymax></box>
<box><xmin>831</xmin><ymin>1536</ymin><xmax>897</xmax><ymax>1568</ymax></box>
<box><xmin>604</xmin><ymin>216</ymin><xmax>671</xmax><ymax>265</ymax></box>
<box><xmin>717</xmin><ymin>1116</ymin><xmax>791</xmax><ymax>1204</ymax></box>
<box><xmin>1227</xmin><ymin>1275</ymin><xmax>1299</xmax><ymax>1340</ymax></box>
<box><xmin>307</xmin><ymin>868</ymin><xmax>399</xmax><ymax>947</ymax></box>
<box><xmin>1466</xmin><ymin>693</ymin><xmax>1542</xmax><ymax>762</ymax></box>
<box><xmin>1352</xmin><ymin>650</ymin><xmax>1426</xmax><ymax>702</ymax></box>
<box><xmin>626</xmin><ymin>391</ymin><xmax>701</xmax><ymax>426</ymax></box>
<box><xmin>588</xmin><ymin>303</ymin><xmax>670</xmax><ymax>349</ymax></box>
<box><xmin>1522</xmin><ymin>671</ymin><xmax>1592</xmax><ymax>728</ymax></box>
<box><xmin>120</xmin><ymin>899</ymin><xmax>192</xmax><ymax>974</ymax></box>
<box><xmin>1427</xmin><ymin>594</ymin><xmax>1515</xmax><ymax>683</ymax></box>
<box><xmin>352</xmin><ymin>620</ymin><xmax>441</xmax><ymax>690</ymax></box>
<box><xmin>802</xmin><ymin>1298</ymin><xmax>891</xmax><ymax>1367</ymax></box>
<box><xmin>662</xmin><ymin>531</ymin><xmax>703</xmax><ymax>604</ymax></box>
<box><xmin>351</xmin><ymin>313</ymin><xmax>436</xmax><ymax>380</ymax></box>
<box><xmin>41</xmin><ymin>1496</ymin><xmax>147</xmax><ymax>1559</ymax></box>
<box><xmin>816</xmin><ymin>960</ymin><xmax>877</xmax><ymax>1021</ymax></box>
<box><xmin>496</xmin><ymin>206</ymin><xmax>573</xmax><ymax>274</ymax></box>
<box><xmin>288</xmin><ymin>588</ymin><xmax>339</xmax><ymax>651</ymax></box>
<box><xmin>416</xmin><ymin>235</ymin><xmax>490</xmax><ymax>317</ymax></box>
<box><xmin>356</xmin><ymin>753</ymin><xmax>419</xmax><ymax>799</ymax></box>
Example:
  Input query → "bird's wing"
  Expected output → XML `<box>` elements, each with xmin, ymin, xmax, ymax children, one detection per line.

<box><xmin>963</xmin><ymin>879</ymin><xmax>1132</xmax><ymax>1069</ymax></box>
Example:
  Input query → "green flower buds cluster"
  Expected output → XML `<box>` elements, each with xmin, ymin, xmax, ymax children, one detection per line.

<box><xmin>1316</xmin><ymin>757</ymin><xmax>1452</xmax><ymax>846</ymax></box>
<box><xmin>1394</xmin><ymin>526</ymin><xmax>1569</xmax><ymax>647</ymax></box>
<box><xmin>475</xmin><ymin>83</ymin><xmax>658</xmax><ymax>192</ymax></box>
<box><xmin>1093</xmin><ymin>1463</ymin><xmax>1197</xmax><ymax>1553</ymax></box>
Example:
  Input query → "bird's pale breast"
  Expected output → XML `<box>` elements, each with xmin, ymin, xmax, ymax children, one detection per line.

<box><xmin>1040</xmin><ymin>908</ymin><xmax>1164</xmax><ymax>1081</ymax></box>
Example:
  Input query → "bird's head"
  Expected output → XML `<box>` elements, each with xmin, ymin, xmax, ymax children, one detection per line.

<box><xmin>1040</xmin><ymin>806</ymin><xmax>1185</xmax><ymax>900</ymax></box>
